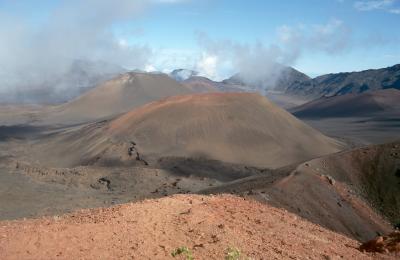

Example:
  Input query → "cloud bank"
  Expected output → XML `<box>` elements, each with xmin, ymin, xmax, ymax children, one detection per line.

<box><xmin>191</xmin><ymin>19</ymin><xmax>352</xmax><ymax>86</ymax></box>
<box><xmin>0</xmin><ymin>0</ymin><xmax>175</xmax><ymax>101</ymax></box>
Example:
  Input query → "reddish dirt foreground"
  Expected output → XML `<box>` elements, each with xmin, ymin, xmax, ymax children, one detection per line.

<box><xmin>0</xmin><ymin>195</ymin><xmax>391</xmax><ymax>260</ymax></box>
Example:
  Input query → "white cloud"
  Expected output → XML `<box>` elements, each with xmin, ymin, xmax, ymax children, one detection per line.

<box><xmin>354</xmin><ymin>0</ymin><xmax>394</xmax><ymax>10</ymax></box>
<box><xmin>144</xmin><ymin>64</ymin><xmax>157</xmax><ymax>72</ymax></box>
<box><xmin>0</xmin><ymin>0</ymin><xmax>150</xmax><ymax>89</ymax></box>
<box><xmin>146</xmin><ymin>18</ymin><xmax>361</xmax><ymax>83</ymax></box>
<box><xmin>354</xmin><ymin>0</ymin><xmax>400</xmax><ymax>14</ymax></box>
<box><xmin>147</xmin><ymin>48</ymin><xmax>198</xmax><ymax>73</ymax></box>
<box><xmin>117</xmin><ymin>38</ymin><xmax>129</xmax><ymax>48</ymax></box>
<box><xmin>277</xmin><ymin>19</ymin><xmax>352</xmax><ymax>57</ymax></box>
<box><xmin>196</xmin><ymin>53</ymin><xmax>218</xmax><ymax>79</ymax></box>
<box><xmin>190</xmin><ymin>19</ymin><xmax>352</xmax><ymax>83</ymax></box>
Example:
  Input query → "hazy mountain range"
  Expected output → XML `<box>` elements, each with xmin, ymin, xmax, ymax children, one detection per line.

<box><xmin>170</xmin><ymin>63</ymin><xmax>400</xmax><ymax>103</ymax></box>
<box><xmin>1</xmin><ymin>61</ymin><xmax>399</xmax><ymax>105</ymax></box>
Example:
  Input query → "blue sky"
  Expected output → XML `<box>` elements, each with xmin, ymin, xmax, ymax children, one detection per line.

<box><xmin>0</xmin><ymin>0</ymin><xmax>399</xmax><ymax>80</ymax></box>
<box><xmin>128</xmin><ymin>0</ymin><xmax>400</xmax><ymax>77</ymax></box>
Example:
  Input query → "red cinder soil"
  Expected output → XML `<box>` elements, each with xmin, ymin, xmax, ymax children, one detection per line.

<box><xmin>0</xmin><ymin>195</ymin><xmax>391</xmax><ymax>259</ymax></box>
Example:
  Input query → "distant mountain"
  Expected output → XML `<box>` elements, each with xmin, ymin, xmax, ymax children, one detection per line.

<box><xmin>222</xmin><ymin>64</ymin><xmax>400</xmax><ymax>102</ymax></box>
<box><xmin>222</xmin><ymin>65</ymin><xmax>310</xmax><ymax>93</ymax></box>
<box><xmin>182</xmin><ymin>76</ymin><xmax>250</xmax><ymax>93</ymax></box>
<box><xmin>167</xmin><ymin>64</ymin><xmax>311</xmax><ymax>95</ymax></box>
<box><xmin>221</xmin><ymin>73</ymin><xmax>247</xmax><ymax>87</ymax></box>
<box><xmin>291</xmin><ymin>88</ymin><xmax>400</xmax><ymax>118</ymax></box>
<box><xmin>175</xmin><ymin>64</ymin><xmax>310</xmax><ymax>96</ymax></box>
<box><xmin>181</xmin><ymin>76</ymin><xmax>219</xmax><ymax>93</ymax></box>
<box><xmin>169</xmin><ymin>69</ymin><xmax>198</xmax><ymax>82</ymax></box>
<box><xmin>286</xmin><ymin>64</ymin><xmax>400</xmax><ymax>99</ymax></box>
<box><xmin>274</xmin><ymin>66</ymin><xmax>311</xmax><ymax>92</ymax></box>
<box><xmin>177</xmin><ymin>66</ymin><xmax>311</xmax><ymax>109</ymax></box>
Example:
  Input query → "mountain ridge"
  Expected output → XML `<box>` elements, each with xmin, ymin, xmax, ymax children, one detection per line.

<box><xmin>285</xmin><ymin>64</ymin><xmax>400</xmax><ymax>99</ymax></box>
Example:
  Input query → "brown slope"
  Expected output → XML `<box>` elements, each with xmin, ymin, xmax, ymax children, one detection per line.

<box><xmin>107</xmin><ymin>93</ymin><xmax>342</xmax><ymax>168</ymax></box>
<box><xmin>291</xmin><ymin>88</ymin><xmax>400</xmax><ymax>118</ymax></box>
<box><xmin>203</xmin><ymin>141</ymin><xmax>400</xmax><ymax>242</ymax></box>
<box><xmin>45</xmin><ymin>72</ymin><xmax>192</xmax><ymax>124</ymax></box>
<box><xmin>0</xmin><ymin>194</ymin><xmax>383</xmax><ymax>260</ymax></box>
<box><xmin>36</xmin><ymin>92</ymin><xmax>342</xmax><ymax>168</ymax></box>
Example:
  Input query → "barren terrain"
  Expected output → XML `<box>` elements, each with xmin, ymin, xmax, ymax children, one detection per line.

<box><xmin>0</xmin><ymin>195</ymin><xmax>391</xmax><ymax>260</ymax></box>
<box><xmin>0</xmin><ymin>73</ymin><xmax>398</xmax><ymax>259</ymax></box>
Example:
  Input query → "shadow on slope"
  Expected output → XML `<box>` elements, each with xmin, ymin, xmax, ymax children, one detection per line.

<box><xmin>202</xmin><ymin>141</ymin><xmax>400</xmax><ymax>242</ymax></box>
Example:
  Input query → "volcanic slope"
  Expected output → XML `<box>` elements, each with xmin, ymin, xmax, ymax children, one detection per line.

<box><xmin>203</xmin><ymin>141</ymin><xmax>400</xmax><ymax>241</ymax></box>
<box><xmin>0</xmin><ymin>195</ymin><xmax>386</xmax><ymax>260</ymax></box>
<box><xmin>291</xmin><ymin>88</ymin><xmax>400</xmax><ymax>118</ymax></box>
<box><xmin>35</xmin><ymin>92</ymin><xmax>343</xmax><ymax>168</ymax></box>
<box><xmin>45</xmin><ymin>72</ymin><xmax>193</xmax><ymax>124</ymax></box>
